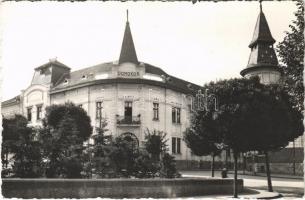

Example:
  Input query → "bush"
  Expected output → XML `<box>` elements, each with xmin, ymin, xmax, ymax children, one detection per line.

<box><xmin>133</xmin><ymin>149</ymin><xmax>160</xmax><ymax>178</ymax></box>
<box><xmin>160</xmin><ymin>153</ymin><xmax>181</xmax><ymax>178</ymax></box>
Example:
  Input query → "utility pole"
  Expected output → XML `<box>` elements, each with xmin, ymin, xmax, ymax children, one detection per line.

<box><xmin>293</xmin><ymin>140</ymin><xmax>296</xmax><ymax>175</ymax></box>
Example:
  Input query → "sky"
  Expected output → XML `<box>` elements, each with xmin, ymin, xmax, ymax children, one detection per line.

<box><xmin>0</xmin><ymin>1</ymin><xmax>297</xmax><ymax>101</ymax></box>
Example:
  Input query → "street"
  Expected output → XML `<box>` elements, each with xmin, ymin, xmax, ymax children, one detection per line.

<box><xmin>181</xmin><ymin>170</ymin><xmax>304</xmax><ymax>198</ymax></box>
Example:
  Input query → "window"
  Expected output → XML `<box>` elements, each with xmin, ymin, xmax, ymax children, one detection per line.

<box><xmin>96</xmin><ymin>101</ymin><xmax>102</xmax><ymax>119</ymax></box>
<box><xmin>153</xmin><ymin>103</ymin><xmax>159</xmax><ymax>120</ymax></box>
<box><xmin>172</xmin><ymin>107</ymin><xmax>176</xmax><ymax>123</ymax></box>
<box><xmin>172</xmin><ymin>107</ymin><xmax>181</xmax><ymax>124</ymax></box>
<box><xmin>36</xmin><ymin>105</ymin><xmax>42</xmax><ymax>120</ymax></box>
<box><xmin>124</xmin><ymin>101</ymin><xmax>132</xmax><ymax>117</ymax></box>
<box><xmin>172</xmin><ymin>137</ymin><xmax>181</xmax><ymax>154</ymax></box>
<box><xmin>27</xmin><ymin>107</ymin><xmax>32</xmax><ymax>122</ymax></box>
<box><xmin>177</xmin><ymin>108</ymin><xmax>181</xmax><ymax>123</ymax></box>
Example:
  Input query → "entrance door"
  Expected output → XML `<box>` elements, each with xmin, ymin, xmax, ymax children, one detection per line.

<box><xmin>124</xmin><ymin>101</ymin><xmax>132</xmax><ymax>123</ymax></box>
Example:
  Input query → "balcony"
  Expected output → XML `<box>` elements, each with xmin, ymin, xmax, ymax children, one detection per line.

<box><xmin>116</xmin><ymin>115</ymin><xmax>141</xmax><ymax>126</ymax></box>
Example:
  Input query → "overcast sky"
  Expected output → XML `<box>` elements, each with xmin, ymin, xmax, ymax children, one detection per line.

<box><xmin>0</xmin><ymin>1</ymin><xmax>297</xmax><ymax>101</ymax></box>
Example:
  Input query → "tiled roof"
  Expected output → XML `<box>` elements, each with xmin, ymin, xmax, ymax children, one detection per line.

<box><xmin>241</xmin><ymin>3</ymin><xmax>279</xmax><ymax>76</ymax></box>
<box><xmin>1</xmin><ymin>95</ymin><xmax>21</xmax><ymax>107</ymax></box>
<box><xmin>35</xmin><ymin>59</ymin><xmax>71</xmax><ymax>71</ymax></box>
<box><xmin>119</xmin><ymin>22</ymin><xmax>138</xmax><ymax>64</ymax></box>
<box><xmin>51</xmin><ymin>61</ymin><xmax>201</xmax><ymax>94</ymax></box>
<box><xmin>248</xmin><ymin>8</ymin><xmax>275</xmax><ymax>48</ymax></box>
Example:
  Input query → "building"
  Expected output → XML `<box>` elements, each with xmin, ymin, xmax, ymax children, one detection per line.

<box><xmin>1</xmin><ymin>14</ymin><xmax>203</xmax><ymax>168</ymax></box>
<box><xmin>240</xmin><ymin>2</ymin><xmax>303</xmax><ymax>175</ymax></box>
<box><xmin>240</xmin><ymin>2</ymin><xmax>281</xmax><ymax>84</ymax></box>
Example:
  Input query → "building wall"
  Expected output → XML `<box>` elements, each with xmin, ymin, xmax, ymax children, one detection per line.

<box><xmin>21</xmin><ymin>84</ymin><xmax>50</xmax><ymax>127</ymax></box>
<box><xmin>244</xmin><ymin>69</ymin><xmax>281</xmax><ymax>84</ymax></box>
<box><xmin>1</xmin><ymin>103</ymin><xmax>22</xmax><ymax>118</ymax></box>
<box><xmin>50</xmin><ymin>83</ymin><xmax>202</xmax><ymax>161</ymax></box>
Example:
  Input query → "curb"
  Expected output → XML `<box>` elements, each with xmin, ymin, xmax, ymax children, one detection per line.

<box><xmin>227</xmin><ymin>171</ymin><xmax>303</xmax><ymax>180</ymax></box>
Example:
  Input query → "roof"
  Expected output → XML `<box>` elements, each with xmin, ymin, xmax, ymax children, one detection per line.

<box><xmin>241</xmin><ymin>2</ymin><xmax>279</xmax><ymax>77</ymax></box>
<box><xmin>119</xmin><ymin>21</ymin><xmax>138</xmax><ymax>64</ymax></box>
<box><xmin>51</xmin><ymin>61</ymin><xmax>201</xmax><ymax>95</ymax></box>
<box><xmin>1</xmin><ymin>95</ymin><xmax>21</xmax><ymax>107</ymax></box>
<box><xmin>248</xmin><ymin>5</ymin><xmax>275</xmax><ymax>48</ymax></box>
<box><xmin>35</xmin><ymin>59</ymin><xmax>71</xmax><ymax>71</ymax></box>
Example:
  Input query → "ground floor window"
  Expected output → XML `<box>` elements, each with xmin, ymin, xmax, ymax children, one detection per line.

<box><xmin>172</xmin><ymin>137</ymin><xmax>181</xmax><ymax>154</ymax></box>
<box><xmin>27</xmin><ymin>107</ymin><xmax>32</xmax><ymax>121</ymax></box>
<box><xmin>36</xmin><ymin>105</ymin><xmax>42</xmax><ymax>120</ymax></box>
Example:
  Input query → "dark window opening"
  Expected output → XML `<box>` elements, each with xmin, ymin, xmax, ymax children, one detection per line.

<box><xmin>153</xmin><ymin>103</ymin><xmax>159</xmax><ymax>120</ymax></box>
<box><xmin>172</xmin><ymin>137</ymin><xmax>181</xmax><ymax>154</ymax></box>
<box><xmin>36</xmin><ymin>105</ymin><xmax>42</xmax><ymax>120</ymax></box>
<box><xmin>172</xmin><ymin>107</ymin><xmax>181</xmax><ymax>124</ymax></box>
<box><xmin>96</xmin><ymin>101</ymin><xmax>102</xmax><ymax>119</ymax></box>
<box><xmin>124</xmin><ymin>101</ymin><xmax>133</xmax><ymax>123</ymax></box>
<box><xmin>27</xmin><ymin>108</ymin><xmax>32</xmax><ymax>122</ymax></box>
<box><xmin>172</xmin><ymin>137</ymin><xmax>176</xmax><ymax>154</ymax></box>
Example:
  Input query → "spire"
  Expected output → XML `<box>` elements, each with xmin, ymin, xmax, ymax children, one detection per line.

<box><xmin>118</xmin><ymin>10</ymin><xmax>139</xmax><ymax>65</ymax></box>
<box><xmin>240</xmin><ymin>0</ymin><xmax>279</xmax><ymax>77</ymax></box>
<box><xmin>259</xmin><ymin>0</ymin><xmax>262</xmax><ymax>13</ymax></box>
<box><xmin>248</xmin><ymin>0</ymin><xmax>275</xmax><ymax>48</ymax></box>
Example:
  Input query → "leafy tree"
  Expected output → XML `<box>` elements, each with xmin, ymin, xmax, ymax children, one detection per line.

<box><xmin>202</xmin><ymin>77</ymin><xmax>302</xmax><ymax>196</ymax></box>
<box><xmin>277</xmin><ymin>0</ymin><xmax>304</xmax><ymax>111</ymax></box>
<box><xmin>184</xmin><ymin>110</ymin><xmax>222</xmax><ymax>177</ymax></box>
<box><xmin>133</xmin><ymin>149</ymin><xmax>159</xmax><ymax>178</ymax></box>
<box><xmin>160</xmin><ymin>153</ymin><xmax>180</xmax><ymax>178</ymax></box>
<box><xmin>40</xmin><ymin>102</ymin><xmax>92</xmax><ymax>178</ymax></box>
<box><xmin>2</xmin><ymin>116</ymin><xmax>21</xmax><ymax>171</ymax></box>
<box><xmin>109</xmin><ymin>136</ymin><xmax>139</xmax><ymax>177</ymax></box>
<box><xmin>144</xmin><ymin>129</ymin><xmax>168</xmax><ymax>161</ymax></box>
<box><xmin>89</xmin><ymin>119</ymin><xmax>117</xmax><ymax>178</ymax></box>
<box><xmin>2</xmin><ymin>115</ymin><xmax>43</xmax><ymax>178</ymax></box>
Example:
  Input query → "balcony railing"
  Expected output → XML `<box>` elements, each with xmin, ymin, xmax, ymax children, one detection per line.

<box><xmin>116</xmin><ymin>115</ymin><xmax>141</xmax><ymax>126</ymax></box>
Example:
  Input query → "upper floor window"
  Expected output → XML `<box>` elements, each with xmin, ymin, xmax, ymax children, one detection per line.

<box><xmin>27</xmin><ymin>107</ymin><xmax>32</xmax><ymax>122</ymax></box>
<box><xmin>172</xmin><ymin>107</ymin><xmax>181</xmax><ymax>124</ymax></box>
<box><xmin>172</xmin><ymin>137</ymin><xmax>181</xmax><ymax>154</ymax></box>
<box><xmin>36</xmin><ymin>105</ymin><xmax>42</xmax><ymax>120</ymax></box>
<box><xmin>153</xmin><ymin>103</ymin><xmax>159</xmax><ymax>121</ymax></box>
<box><xmin>124</xmin><ymin>101</ymin><xmax>133</xmax><ymax>117</ymax></box>
<box><xmin>96</xmin><ymin>101</ymin><xmax>102</xmax><ymax>119</ymax></box>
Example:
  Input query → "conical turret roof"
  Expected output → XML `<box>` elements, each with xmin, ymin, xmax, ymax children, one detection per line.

<box><xmin>119</xmin><ymin>11</ymin><xmax>138</xmax><ymax>64</ymax></box>
<box><xmin>241</xmin><ymin>1</ymin><xmax>280</xmax><ymax>77</ymax></box>
<box><xmin>248</xmin><ymin>3</ymin><xmax>276</xmax><ymax>48</ymax></box>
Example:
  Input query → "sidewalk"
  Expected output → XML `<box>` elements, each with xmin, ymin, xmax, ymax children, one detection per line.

<box><xmin>228</xmin><ymin>170</ymin><xmax>303</xmax><ymax>180</ymax></box>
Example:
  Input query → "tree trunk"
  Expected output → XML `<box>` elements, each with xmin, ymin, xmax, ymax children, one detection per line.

<box><xmin>233</xmin><ymin>151</ymin><xmax>238</xmax><ymax>198</ymax></box>
<box><xmin>211</xmin><ymin>153</ymin><xmax>215</xmax><ymax>177</ymax></box>
<box><xmin>5</xmin><ymin>147</ymin><xmax>9</xmax><ymax>169</ymax></box>
<box><xmin>242</xmin><ymin>153</ymin><xmax>246</xmax><ymax>175</ymax></box>
<box><xmin>264</xmin><ymin>151</ymin><xmax>273</xmax><ymax>192</ymax></box>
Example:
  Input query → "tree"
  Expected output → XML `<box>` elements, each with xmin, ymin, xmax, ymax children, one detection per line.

<box><xmin>202</xmin><ymin>77</ymin><xmax>302</xmax><ymax>196</ymax></box>
<box><xmin>40</xmin><ymin>102</ymin><xmax>92</xmax><ymax>178</ymax></box>
<box><xmin>2</xmin><ymin>115</ymin><xmax>43</xmax><ymax>178</ymax></box>
<box><xmin>89</xmin><ymin>119</ymin><xmax>117</xmax><ymax>178</ymax></box>
<box><xmin>184</xmin><ymin>110</ymin><xmax>222</xmax><ymax>177</ymax></box>
<box><xmin>144</xmin><ymin>129</ymin><xmax>168</xmax><ymax>162</ymax></box>
<box><xmin>110</xmin><ymin>136</ymin><xmax>139</xmax><ymax>177</ymax></box>
<box><xmin>277</xmin><ymin>0</ymin><xmax>304</xmax><ymax>111</ymax></box>
<box><xmin>2</xmin><ymin>116</ymin><xmax>21</xmax><ymax>170</ymax></box>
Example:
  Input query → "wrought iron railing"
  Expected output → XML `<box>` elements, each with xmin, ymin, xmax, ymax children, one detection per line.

<box><xmin>116</xmin><ymin>115</ymin><xmax>141</xmax><ymax>125</ymax></box>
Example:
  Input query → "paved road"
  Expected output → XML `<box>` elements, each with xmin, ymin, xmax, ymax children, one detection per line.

<box><xmin>181</xmin><ymin>170</ymin><xmax>304</xmax><ymax>198</ymax></box>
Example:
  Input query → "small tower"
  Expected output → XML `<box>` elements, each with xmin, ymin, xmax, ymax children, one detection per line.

<box><xmin>240</xmin><ymin>1</ymin><xmax>281</xmax><ymax>84</ymax></box>
<box><xmin>119</xmin><ymin>10</ymin><xmax>139</xmax><ymax>65</ymax></box>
